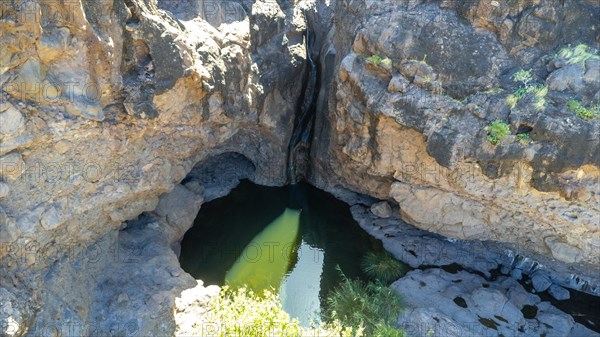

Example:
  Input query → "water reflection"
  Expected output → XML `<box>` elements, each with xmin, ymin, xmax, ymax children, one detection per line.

<box><xmin>179</xmin><ymin>180</ymin><xmax>384</xmax><ymax>326</ymax></box>
<box><xmin>280</xmin><ymin>240</ymin><xmax>325</xmax><ymax>325</ymax></box>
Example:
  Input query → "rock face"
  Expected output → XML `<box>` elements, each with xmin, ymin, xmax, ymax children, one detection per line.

<box><xmin>0</xmin><ymin>0</ymin><xmax>313</xmax><ymax>334</ymax></box>
<box><xmin>310</xmin><ymin>0</ymin><xmax>600</xmax><ymax>269</ymax></box>
<box><xmin>0</xmin><ymin>0</ymin><xmax>599</xmax><ymax>336</ymax></box>
<box><xmin>352</xmin><ymin>203</ymin><xmax>600</xmax><ymax>297</ymax></box>
<box><xmin>393</xmin><ymin>268</ymin><xmax>598</xmax><ymax>337</ymax></box>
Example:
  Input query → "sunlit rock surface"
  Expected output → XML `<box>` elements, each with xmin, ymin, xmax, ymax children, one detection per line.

<box><xmin>0</xmin><ymin>0</ymin><xmax>598</xmax><ymax>335</ymax></box>
<box><xmin>0</xmin><ymin>0</ymin><xmax>314</xmax><ymax>334</ymax></box>
<box><xmin>393</xmin><ymin>268</ymin><xmax>598</xmax><ymax>337</ymax></box>
<box><xmin>310</xmin><ymin>0</ymin><xmax>600</xmax><ymax>268</ymax></box>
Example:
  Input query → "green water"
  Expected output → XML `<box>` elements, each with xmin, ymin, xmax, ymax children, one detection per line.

<box><xmin>179</xmin><ymin>180</ymin><xmax>384</xmax><ymax>325</ymax></box>
<box><xmin>225</xmin><ymin>208</ymin><xmax>301</xmax><ymax>291</ymax></box>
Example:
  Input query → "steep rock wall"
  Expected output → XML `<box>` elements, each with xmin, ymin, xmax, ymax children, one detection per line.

<box><xmin>0</xmin><ymin>0</ymin><xmax>599</xmax><ymax>335</ymax></box>
<box><xmin>310</xmin><ymin>0</ymin><xmax>600</xmax><ymax>269</ymax></box>
<box><xmin>0</xmin><ymin>0</ymin><xmax>315</xmax><ymax>334</ymax></box>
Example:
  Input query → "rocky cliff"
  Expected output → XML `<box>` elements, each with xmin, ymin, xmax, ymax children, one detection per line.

<box><xmin>0</xmin><ymin>0</ymin><xmax>599</xmax><ymax>336</ymax></box>
<box><xmin>0</xmin><ymin>0</ymin><xmax>311</xmax><ymax>334</ymax></box>
<box><xmin>311</xmin><ymin>0</ymin><xmax>599</xmax><ymax>268</ymax></box>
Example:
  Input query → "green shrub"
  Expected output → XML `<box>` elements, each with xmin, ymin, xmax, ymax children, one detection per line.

<box><xmin>567</xmin><ymin>99</ymin><xmax>600</xmax><ymax>120</ymax></box>
<box><xmin>507</xmin><ymin>69</ymin><xmax>547</xmax><ymax>110</ymax></box>
<box><xmin>557</xmin><ymin>44</ymin><xmax>600</xmax><ymax>65</ymax></box>
<box><xmin>325</xmin><ymin>268</ymin><xmax>404</xmax><ymax>336</ymax></box>
<box><xmin>485</xmin><ymin>120</ymin><xmax>511</xmax><ymax>145</ymax></box>
<box><xmin>517</xmin><ymin>133</ymin><xmax>532</xmax><ymax>145</ymax></box>
<box><xmin>373</xmin><ymin>321</ymin><xmax>407</xmax><ymax>337</ymax></box>
<box><xmin>203</xmin><ymin>286</ymin><xmax>360</xmax><ymax>337</ymax></box>
<box><xmin>366</xmin><ymin>54</ymin><xmax>392</xmax><ymax>70</ymax></box>
<box><xmin>361</xmin><ymin>252</ymin><xmax>406</xmax><ymax>284</ymax></box>
<box><xmin>513</xmin><ymin>68</ymin><xmax>533</xmax><ymax>86</ymax></box>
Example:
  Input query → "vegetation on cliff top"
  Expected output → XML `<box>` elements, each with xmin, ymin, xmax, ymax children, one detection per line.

<box><xmin>556</xmin><ymin>44</ymin><xmax>600</xmax><ymax>65</ymax></box>
<box><xmin>506</xmin><ymin>68</ymin><xmax>547</xmax><ymax>111</ymax></box>
<box><xmin>485</xmin><ymin>120</ymin><xmax>511</xmax><ymax>145</ymax></box>
<box><xmin>366</xmin><ymin>53</ymin><xmax>393</xmax><ymax>70</ymax></box>
<box><xmin>567</xmin><ymin>99</ymin><xmax>600</xmax><ymax>120</ymax></box>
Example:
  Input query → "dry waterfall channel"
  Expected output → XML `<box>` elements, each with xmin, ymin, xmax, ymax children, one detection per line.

<box><xmin>287</xmin><ymin>13</ymin><xmax>319</xmax><ymax>185</ymax></box>
<box><xmin>0</xmin><ymin>0</ymin><xmax>599</xmax><ymax>337</ymax></box>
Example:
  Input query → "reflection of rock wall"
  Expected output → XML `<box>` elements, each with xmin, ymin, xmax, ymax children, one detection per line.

<box><xmin>311</xmin><ymin>0</ymin><xmax>600</xmax><ymax>269</ymax></box>
<box><xmin>0</xmin><ymin>0</ymin><xmax>316</xmax><ymax>334</ymax></box>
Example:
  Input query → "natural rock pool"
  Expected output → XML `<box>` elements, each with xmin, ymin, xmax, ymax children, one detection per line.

<box><xmin>179</xmin><ymin>180</ymin><xmax>389</xmax><ymax>325</ymax></box>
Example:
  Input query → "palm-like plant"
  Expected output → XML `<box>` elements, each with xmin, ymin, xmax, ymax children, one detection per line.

<box><xmin>361</xmin><ymin>252</ymin><xmax>406</xmax><ymax>284</ymax></box>
<box><xmin>324</xmin><ymin>266</ymin><xmax>404</xmax><ymax>335</ymax></box>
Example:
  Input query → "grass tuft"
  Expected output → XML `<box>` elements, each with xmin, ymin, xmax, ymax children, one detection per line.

<box><xmin>557</xmin><ymin>44</ymin><xmax>600</xmax><ymax>65</ymax></box>
<box><xmin>373</xmin><ymin>321</ymin><xmax>407</xmax><ymax>337</ymax></box>
<box><xmin>567</xmin><ymin>99</ymin><xmax>600</xmax><ymax>120</ymax></box>
<box><xmin>361</xmin><ymin>252</ymin><xmax>406</xmax><ymax>284</ymax></box>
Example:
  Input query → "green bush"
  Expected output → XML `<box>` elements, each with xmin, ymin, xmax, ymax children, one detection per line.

<box><xmin>325</xmin><ymin>268</ymin><xmax>404</xmax><ymax>336</ymax></box>
<box><xmin>517</xmin><ymin>133</ymin><xmax>532</xmax><ymax>145</ymax></box>
<box><xmin>366</xmin><ymin>54</ymin><xmax>392</xmax><ymax>70</ymax></box>
<box><xmin>485</xmin><ymin>120</ymin><xmax>511</xmax><ymax>145</ymax></box>
<box><xmin>567</xmin><ymin>99</ymin><xmax>600</xmax><ymax>120</ymax></box>
<box><xmin>373</xmin><ymin>322</ymin><xmax>407</xmax><ymax>337</ymax></box>
<box><xmin>513</xmin><ymin>68</ymin><xmax>533</xmax><ymax>86</ymax></box>
<box><xmin>506</xmin><ymin>69</ymin><xmax>547</xmax><ymax>111</ymax></box>
<box><xmin>366</xmin><ymin>54</ymin><xmax>383</xmax><ymax>65</ymax></box>
<box><xmin>202</xmin><ymin>286</ymin><xmax>360</xmax><ymax>337</ymax></box>
<box><xmin>361</xmin><ymin>252</ymin><xmax>406</xmax><ymax>284</ymax></box>
<box><xmin>557</xmin><ymin>44</ymin><xmax>600</xmax><ymax>65</ymax></box>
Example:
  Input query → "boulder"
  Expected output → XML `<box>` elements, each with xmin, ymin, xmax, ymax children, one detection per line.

<box><xmin>544</xmin><ymin>237</ymin><xmax>584</xmax><ymax>264</ymax></box>
<box><xmin>174</xmin><ymin>281</ymin><xmax>221</xmax><ymax>336</ymax></box>
<box><xmin>531</xmin><ymin>272</ymin><xmax>552</xmax><ymax>292</ymax></box>
<box><xmin>370</xmin><ymin>201</ymin><xmax>393</xmax><ymax>218</ymax></box>
<box><xmin>0</xmin><ymin>103</ymin><xmax>25</xmax><ymax>135</ymax></box>
<box><xmin>546</xmin><ymin>64</ymin><xmax>586</xmax><ymax>92</ymax></box>
<box><xmin>548</xmin><ymin>284</ymin><xmax>570</xmax><ymax>301</ymax></box>
<box><xmin>391</xmin><ymin>268</ymin><xmax>589</xmax><ymax>337</ymax></box>
<box><xmin>511</xmin><ymin>268</ymin><xmax>523</xmax><ymax>280</ymax></box>
<box><xmin>388</xmin><ymin>75</ymin><xmax>410</xmax><ymax>93</ymax></box>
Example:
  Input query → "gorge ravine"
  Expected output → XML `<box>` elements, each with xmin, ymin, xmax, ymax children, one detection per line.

<box><xmin>0</xmin><ymin>0</ymin><xmax>599</xmax><ymax>336</ymax></box>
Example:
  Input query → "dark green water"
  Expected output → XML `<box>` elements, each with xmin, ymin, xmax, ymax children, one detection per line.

<box><xmin>179</xmin><ymin>180</ymin><xmax>384</xmax><ymax>325</ymax></box>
